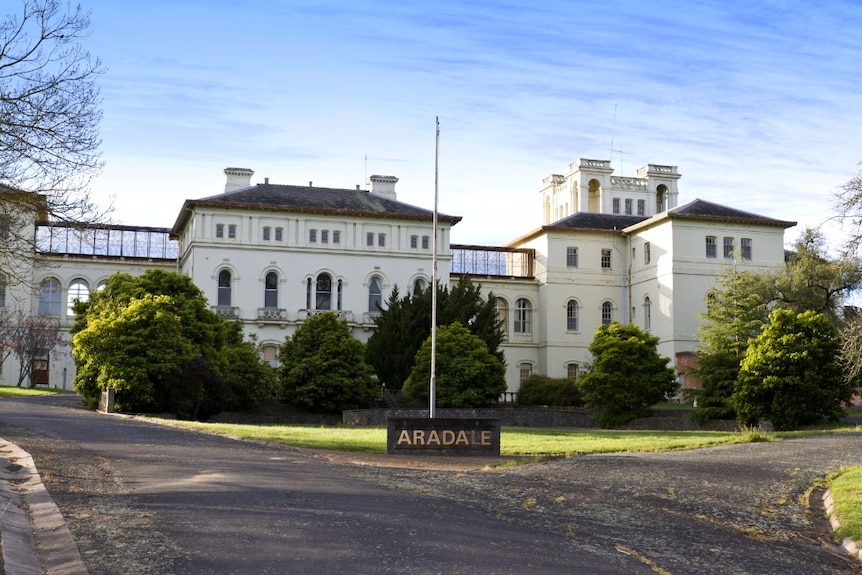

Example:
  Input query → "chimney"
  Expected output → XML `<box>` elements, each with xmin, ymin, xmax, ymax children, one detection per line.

<box><xmin>367</xmin><ymin>175</ymin><xmax>398</xmax><ymax>200</ymax></box>
<box><xmin>223</xmin><ymin>167</ymin><xmax>254</xmax><ymax>193</ymax></box>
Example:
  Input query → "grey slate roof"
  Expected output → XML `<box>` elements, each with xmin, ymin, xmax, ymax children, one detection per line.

<box><xmin>507</xmin><ymin>198</ymin><xmax>795</xmax><ymax>245</ymax></box>
<box><xmin>664</xmin><ymin>198</ymin><xmax>796</xmax><ymax>226</ymax></box>
<box><xmin>546</xmin><ymin>212</ymin><xmax>648</xmax><ymax>232</ymax></box>
<box><xmin>172</xmin><ymin>183</ymin><xmax>460</xmax><ymax>234</ymax></box>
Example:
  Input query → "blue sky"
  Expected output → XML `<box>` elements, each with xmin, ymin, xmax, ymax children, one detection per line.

<box><xmin>78</xmin><ymin>0</ymin><xmax>862</xmax><ymax>246</ymax></box>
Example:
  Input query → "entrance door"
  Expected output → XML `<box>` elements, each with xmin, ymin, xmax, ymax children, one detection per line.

<box><xmin>31</xmin><ymin>358</ymin><xmax>49</xmax><ymax>387</ymax></box>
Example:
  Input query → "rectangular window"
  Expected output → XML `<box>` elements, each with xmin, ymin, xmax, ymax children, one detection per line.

<box><xmin>321</xmin><ymin>230</ymin><xmax>329</xmax><ymax>244</ymax></box>
<box><xmin>262</xmin><ymin>227</ymin><xmax>271</xmax><ymax>241</ymax></box>
<box><xmin>410</xmin><ymin>235</ymin><xmax>418</xmax><ymax>249</ymax></box>
<box><xmin>723</xmin><ymin>237</ymin><xmax>734</xmax><ymax>259</ymax></box>
<box><xmin>366</xmin><ymin>232</ymin><xmax>374</xmax><ymax>247</ymax></box>
<box><xmin>228</xmin><ymin>224</ymin><xmax>236</xmax><ymax>239</ymax></box>
<box><xmin>624</xmin><ymin>198</ymin><xmax>632</xmax><ymax>215</ymax></box>
<box><xmin>637</xmin><ymin>199</ymin><xmax>645</xmax><ymax>216</ymax></box>
<box><xmin>309</xmin><ymin>229</ymin><xmax>317</xmax><ymax>243</ymax></box>
<box><xmin>275</xmin><ymin>227</ymin><xmax>283</xmax><ymax>242</ymax></box>
<box><xmin>601</xmin><ymin>248</ymin><xmax>612</xmax><ymax>269</ymax></box>
<box><xmin>741</xmin><ymin>238</ymin><xmax>752</xmax><ymax>260</ymax></box>
<box><xmin>612</xmin><ymin>198</ymin><xmax>620</xmax><ymax>214</ymax></box>
<box><xmin>422</xmin><ymin>235</ymin><xmax>430</xmax><ymax>249</ymax></box>
<box><xmin>566</xmin><ymin>247</ymin><xmax>578</xmax><ymax>268</ymax></box>
<box><xmin>644</xmin><ymin>242</ymin><xmax>651</xmax><ymax>264</ymax></box>
<box><xmin>216</xmin><ymin>223</ymin><xmax>224</xmax><ymax>238</ymax></box>
<box><xmin>262</xmin><ymin>345</ymin><xmax>279</xmax><ymax>368</ymax></box>
<box><xmin>333</xmin><ymin>230</ymin><xmax>341</xmax><ymax>244</ymax></box>
<box><xmin>706</xmin><ymin>236</ymin><xmax>717</xmax><ymax>258</ymax></box>
<box><xmin>378</xmin><ymin>233</ymin><xmax>386</xmax><ymax>247</ymax></box>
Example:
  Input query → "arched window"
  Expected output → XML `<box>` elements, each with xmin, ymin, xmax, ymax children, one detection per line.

<box><xmin>656</xmin><ymin>184</ymin><xmax>668</xmax><ymax>213</ymax></box>
<box><xmin>39</xmin><ymin>277</ymin><xmax>61</xmax><ymax>316</ymax></box>
<box><xmin>514</xmin><ymin>298</ymin><xmax>531</xmax><ymax>334</ymax></box>
<box><xmin>262</xmin><ymin>344</ymin><xmax>279</xmax><ymax>368</ymax></box>
<box><xmin>337</xmin><ymin>279</ymin><xmax>343</xmax><ymax>311</ymax></box>
<box><xmin>588</xmin><ymin>179</ymin><xmax>601</xmax><ymax>212</ymax></box>
<box><xmin>368</xmin><ymin>277</ymin><xmax>382</xmax><ymax>313</ymax></box>
<box><xmin>316</xmin><ymin>273</ymin><xmax>332</xmax><ymax>310</ymax></box>
<box><xmin>601</xmin><ymin>301</ymin><xmax>613</xmax><ymax>326</ymax></box>
<box><xmin>643</xmin><ymin>296</ymin><xmax>652</xmax><ymax>330</ymax></box>
<box><xmin>264</xmin><ymin>272</ymin><xmax>278</xmax><ymax>308</ymax></box>
<box><xmin>495</xmin><ymin>298</ymin><xmax>508</xmax><ymax>337</ymax></box>
<box><xmin>566</xmin><ymin>300</ymin><xmax>579</xmax><ymax>331</ymax></box>
<box><xmin>217</xmin><ymin>270</ymin><xmax>232</xmax><ymax>306</ymax></box>
<box><xmin>67</xmin><ymin>279</ymin><xmax>90</xmax><ymax>317</ymax></box>
<box><xmin>413</xmin><ymin>278</ymin><xmax>427</xmax><ymax>296</ymax></box>
<box><xmin>96</xmin><ymin>280</ymin><xmax>107</xmax><ymax>292</ymax></box>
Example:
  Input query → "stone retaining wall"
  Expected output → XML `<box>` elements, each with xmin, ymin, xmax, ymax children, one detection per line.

<box><xmin>343</xmin><ymin>406</ymin><xmax>743</xmax><ymax>431</ymax></box>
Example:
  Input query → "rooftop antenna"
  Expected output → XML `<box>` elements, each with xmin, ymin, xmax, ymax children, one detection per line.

<box><xmin>364</xmin><ymin>154</ymin><xmax>368</xmax><ymax>189</ymax></box>
<box><xmin>609</xmin><ymin>104</ymin><xmax>630</xmax><ymax>175</ymax></box>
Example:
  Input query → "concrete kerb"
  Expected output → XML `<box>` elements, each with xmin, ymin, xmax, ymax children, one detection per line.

<box><xmin>823</xmin><ymin>488</ymin><xmax>862</xmax><ymax>564</ymax></box>
<box><xmin>0</xmin><ymin>438</ymin><xmax>88</xmax><ymax>575</ymax></box>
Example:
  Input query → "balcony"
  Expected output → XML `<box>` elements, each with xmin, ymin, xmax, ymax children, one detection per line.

<box><xmin>449</xmin><ymin>245</ymin><xmax>535</xmax><ymax>279</ymax></box>
<box><xmin>212</xmin><ymin>306</ymin><xmax>239</xmax><ymax>319</ymax></box>
<box><xmin>36</xmin><ymin>222</ymin><xmax>178</xmax><ymax>260</ymax></box>
<box><xmin>257</xmin><ymin>307</ymin><xmax>288</xmax><ymax>321</ymax></box>
<box><xmin>299</xmin><ymin>309</ymin><xmax>354</xmax><ymax>322</ymax></box>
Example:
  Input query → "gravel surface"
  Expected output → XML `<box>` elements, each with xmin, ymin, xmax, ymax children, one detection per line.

<box><xmin>1</xmin><ymin>397</ymin><xmax>861</xmax><ymax>574</ymax></box>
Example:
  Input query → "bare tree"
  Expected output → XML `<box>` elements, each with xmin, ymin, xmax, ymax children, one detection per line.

<box><xmin>0</xmin><ymin>309</ymin><xmax>66</xmax><ymax>387</ymax></box>
<box><xmin>840</xmin><ymin>308</ymin><xmax>862</xmax><ymax>392</ymax></box>
<box><xmin>835</xmin><ymin>162</ymin><xmax>862</xmax><ymax>256</ymax></box>
<box><xmin>0</xmin><ymin>0</ymin><xmax>104</xmax><ymax>284</ymax></box>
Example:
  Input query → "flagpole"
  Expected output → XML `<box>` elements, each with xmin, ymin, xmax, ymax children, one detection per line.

<box><xmin>430</xmin><ymin>117</ymin><xmax>439</xmax><ymax>419</ymax></box>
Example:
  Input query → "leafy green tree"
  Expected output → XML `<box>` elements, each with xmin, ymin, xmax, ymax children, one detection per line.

<box><xmin>72</xmin><ymin>269</ymin><xmax>273</xmax><ymax>418</ymax></box>
<box><xmin>694</xmin><ymin>268</ymin><xmax>770</xmax><ymax>421</ymax></box>
<box><xmin>365</xmin><ymin>276</ymin><xmax>503</xmax><ymax>389</ymax></box>
<box><xmin>219</xmin><ymin>328</ymin><xmax>277</xmax><ymax>411</ymax></box>
<box><xmin>694</xmin><ymin>229</ymin><xmax>861</xmax><ymax>422</ymax></box>
<box><xmin>364</xmin><ymin>286</ymin><xmax>423</xmax><ymax>393</ymax></box>
<box><xmin>733</xmin><ymin>309</ymin><xmax>851</xmax><ymax>431</ymax></box>
<box><xmin>770</xmin><ymin>228</ymin><xmax>862</xmax><ymax>325</ymax></box>
<box><xmin>579</xmin><ymin>322</ymin><xmax>677</xmax><ymax>428</ymax></box>
<box><xmin>402</xmin><ymin>322</ymin><xmax>506</xmax><ymax>408</ymax></box>
<box><xmin>73</xmin><ymin>293</ymin><xmax>197</xmax><ymax>412</ymax></box>
<box><xmin>279</xmin><ymin>312</ymin><xmax>378</xmax><ymax>413</ymax></box>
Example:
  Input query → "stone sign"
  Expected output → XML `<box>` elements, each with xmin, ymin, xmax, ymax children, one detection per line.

<box><xmin>386</xmin><ymin>417</ymin><xmax>501</xmax><ymax>456</ymax></box>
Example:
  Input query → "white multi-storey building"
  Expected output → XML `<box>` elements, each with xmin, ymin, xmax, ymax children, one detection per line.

<box><xmin>0</xmin><ymin>157</ymin><xmax>795</xmax><ymax>394</ymax></box>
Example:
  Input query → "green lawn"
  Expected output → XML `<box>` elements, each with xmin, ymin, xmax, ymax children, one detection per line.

<box><xmin>830</xmin><ymin>466</ymin><xmax>862</xmax><ymax>543</ymax></box>
<box><xmin>160</xmin><ymin>420</ymin><xmax>804</xmax><ymax>456</ymax></box>
<box><xmin>0</xmin><ymin>385</ymin><xmax>71</xmax><ymax>397</ymax></box>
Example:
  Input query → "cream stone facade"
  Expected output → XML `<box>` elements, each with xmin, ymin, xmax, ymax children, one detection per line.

<box><xmin>0</xmin><ymin>158</ymin><xmax>795</xmax><ymax>395</ymax></box>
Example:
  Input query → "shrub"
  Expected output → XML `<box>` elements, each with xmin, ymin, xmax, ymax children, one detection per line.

<box><xmin>517</xmin><ymin>374</ymin><xmax>582</xmax><ymax>406</ymax></box>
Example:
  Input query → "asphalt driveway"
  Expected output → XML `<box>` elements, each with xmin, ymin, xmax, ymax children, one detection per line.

<box><xmin>1</xmin><ymin>395</ymin><xmax>861</xmax><ymax>575</ymax></box>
